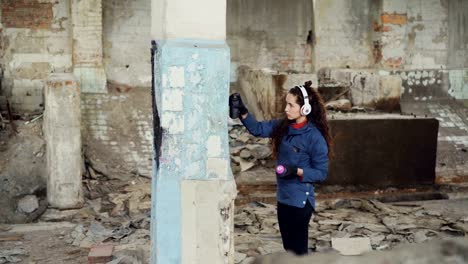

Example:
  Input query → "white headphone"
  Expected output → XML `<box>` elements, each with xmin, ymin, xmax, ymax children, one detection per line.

<box><xmin>297</xmin><ymin>85</ymin><xmax>312</xmax><ymax>116</ymax></box>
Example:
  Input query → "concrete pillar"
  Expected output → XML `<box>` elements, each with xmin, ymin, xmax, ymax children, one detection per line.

<box><xmin>71</xmin><ymin>0</ymin><xmax>107</xmax><ymax>93</ymax></box>
<box><xmin>44</xmin><ymin>74</ymin><xmax>83</xmax><ymax>209</ymax></box>
<box><xmin>150</xmin><ymin>0</ymin><xmax>236</xmax><ymax>263</ymax></box>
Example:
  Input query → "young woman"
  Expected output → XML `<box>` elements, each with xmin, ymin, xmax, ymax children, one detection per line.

<box><xmin>229</xmin><ymin>81</ymin><xmax>332</xmax><ymax>255</ymax></box>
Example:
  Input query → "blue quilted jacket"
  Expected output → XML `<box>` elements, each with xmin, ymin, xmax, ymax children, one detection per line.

<box><xmin>241</xmin><ymin>114</ymin><xmax>328</xmax><ymax>209</ymax></box>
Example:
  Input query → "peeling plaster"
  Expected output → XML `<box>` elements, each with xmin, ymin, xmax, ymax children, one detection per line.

<box><xmin>151</xmin><ymin>39</ymin><xmax>232</xmax><ymax>264</ymax></box>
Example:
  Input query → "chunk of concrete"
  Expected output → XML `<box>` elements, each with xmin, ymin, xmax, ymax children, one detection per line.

<box><xmin>17</xmin><ymin>195</ymin><xmax>39</xmax><ymax>214</ymax></box>
<box><xmin>331</xmin><ymin>237</ymin><xmax>372</xmax><ymax>256</ymax></box>
<box><xmin>88</xmin><ymin>244</ymin><xmax>113</xmax><ymax>264</ymax></box>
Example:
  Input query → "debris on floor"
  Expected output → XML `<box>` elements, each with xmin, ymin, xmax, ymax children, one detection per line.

<box><xmin>233</xmin><ymin>198</ymin><xmax>468</xmax><ymax>264</ymax></box>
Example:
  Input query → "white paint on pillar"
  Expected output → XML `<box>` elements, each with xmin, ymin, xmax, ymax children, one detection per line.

<box><xmin>169</xmin><ymin>66</ymin><xmax>186</xmax><ymax>87</ymax></box>
<box><xmin>162</xmin><ymin>89</ymin><xmax>184</xmax><ymax>111</ymax></box>
<box><xmin>207</xmin><ymin>135</ymin><xmax>222</xmax><ymax>157</ymax></box>
<box><xmin>206</xmin><ymin>158</ymin><xmax>230</xmax><ymax>180</ymax></box>
<box><xmin>161</xmin><ymin>112</ymin><xmax>185</xmax><ymax>134</ymax></box>
<box><xmin>151</xmin><ymin>0</ymin><xmax>226</xmax><ymax>40</ymax></box>
<box><xmin>181</xmin><ymin>180</ymin><xmax>236</xmax><ymax>264</ymax></box>
<box><xmin>44</xmin><ymin>74</ymin><xmax>83</xmax><ymax>209</ymax></box>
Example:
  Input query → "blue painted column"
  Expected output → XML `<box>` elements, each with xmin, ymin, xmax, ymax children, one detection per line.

<box><xmin>150</xmin><ymin>1</ymin><xmax>236</xmax><ymax>263</ymax></box>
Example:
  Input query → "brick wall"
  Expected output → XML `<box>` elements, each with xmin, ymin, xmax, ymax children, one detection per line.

<box><xmin>314</xmin><ymin>0</ymin><xmax>451</xmax><ymax>71</ymax></box>
<box><xmin>0</xmin><ymin>0</ymin><xmax>72</xmax><ymax>112</ymax></box>
<box><xmin>1</xmin><ymin>0</ymin><xmax>53</xmax><ymax>29</ymax></box>
<box><xmin>72</xmin><ymin>0</ymin><xmax>103</xmax><ymax>67</ymax></box>
<box><xmin>375</xmin><ymin>0</ymin><xmax>453</xmax><ymax>70</ymax></box>
<box><xmin>81</xmin><ymin>86</ymin><xmax>153</xmax><ymax>180</ymax></box>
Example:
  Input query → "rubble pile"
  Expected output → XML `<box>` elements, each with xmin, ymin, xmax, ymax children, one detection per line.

<box><xmin>40</xmin><ymin>179</ymin><xmax>152</xmax><ymax>263</ymax></box>
<box><xmin>233</xmin><ymin>199</ymin><xmax>468</xmax><ymax>264</ymax></box>
<box><xmin>229</xmin><ymin>124</ymin><xmax>275</xmax><ymax>174</ymax></box>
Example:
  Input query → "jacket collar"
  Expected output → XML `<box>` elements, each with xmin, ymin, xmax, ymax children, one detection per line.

<box><xmin>287</xmin><ymin>121</ymin><xmax>315</xmax><ymax>135</ymax></box>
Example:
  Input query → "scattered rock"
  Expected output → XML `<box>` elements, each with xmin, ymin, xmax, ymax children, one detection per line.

<box><xmin>39</xmin><ymin>208</ymin><xmax>81</xmax><ymax>222</ymax></box>
<box><xmin>229</xmin><ymin>126</ymin><xmax>273</xmax><ymax>173</ymax></box>
<box><xmin>17</xmin><ymin>195</ymin><xmax>39</xmax><ymax>214</ymax></box>
<box><xmin>234</xmin><ymin>198</ymin><xmax>468</xmax><ymax>256</ymax></box>
<box><xmin>88</xmin><ymin>244</ymin><xmax>113</xmax><ymax>264</ymax></box>
<box><xmin>250</xmin><ymin>145</ymin><xmax>272</xmax><ymax>160</ymax></box>
<box><xmin>0</xmin><ymin>247</ymin><xmax>28</xmax><ymax>263</ymax></box>
<box><xmin>241</xmin><ymin>257</ymin><xmax>256</xmax><ymax>264</ymax></box>
<box><xmin>240</xmin><ymin>159</ymin><xmax>256</xmax><ymax>172</ymax></box>
<box><xmin>240</xmin><ymin>149</ymin><xmax>252</xmax><ymax>159</ymax></box>
<box><xmin>325</xmin><ymin>99</ymin><xmax>352</xmax><ymax>112</ymax></box>
<box><xmin>235</xmin><ymin>252</ymin><xmax>247</xmax><ymax>263</ymax></box>
<box><xmin>331</xmin><ymin>237</ymin><xmax>372</xmax><ymax>255</ymax></box>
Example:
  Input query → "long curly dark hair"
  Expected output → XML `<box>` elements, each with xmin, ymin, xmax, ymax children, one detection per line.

<box><xmin>271</xmin><ymin>81</ymin><xmax>333</xmax><ymax>159</ymax></box>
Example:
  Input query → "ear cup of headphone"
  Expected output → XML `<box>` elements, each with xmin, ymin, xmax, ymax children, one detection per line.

<box><xmin>301</xmin><ymin>104</ymin><xmax>312</xmax><ymax>116</ymax></box>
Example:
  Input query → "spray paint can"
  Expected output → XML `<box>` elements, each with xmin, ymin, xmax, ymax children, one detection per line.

<box><xmin>229</xmin><ymin>93</ymin><xmax>240</xmax><ymax>119</ymax></box>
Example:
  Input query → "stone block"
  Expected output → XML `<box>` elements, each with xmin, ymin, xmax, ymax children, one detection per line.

<box><xmin>331</xmin><ymin>237</ymin><xmax>372</xmax><ymax>256</ymax></box>
<box><xmin>88</xmin><ymin>244</ymin><xmax>113</xmax><ymax>264</ymax></box>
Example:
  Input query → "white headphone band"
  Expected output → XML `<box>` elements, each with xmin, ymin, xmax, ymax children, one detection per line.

<box><xmin>298</xmin><ymin>85</ymin><xmax>308</xmax><ymax>101</ymax></box>
<box><xmin>297</xmin><ymin>85</ymin><xmax>311</xmax><ymax>115</ymax></box>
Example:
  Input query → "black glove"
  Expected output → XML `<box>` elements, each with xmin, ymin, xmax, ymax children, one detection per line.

<box><xmin>275</xmin><ymin>164</ymin><xmax>298</xmax><ymax>179</ymax></box>
<box><xmin>229</xmin><ymin>93</ymin><xmax>248</xmax><ymax>119</ymax></box>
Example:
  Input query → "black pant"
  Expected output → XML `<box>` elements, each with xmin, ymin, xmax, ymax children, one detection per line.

<box><xmin>277</xmin><ymin>201</ymin><xmax>314</xmax><ymax>255</ymax></box>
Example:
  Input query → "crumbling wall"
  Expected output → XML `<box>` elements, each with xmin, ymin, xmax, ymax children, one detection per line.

<box><xmin>227</xmin><ymin>0</ymin><xmax>314</xmax><ymax>81</ymax></box>
<box><xmin>447</xmin><ymin>0</ymin><xmax>468</xmax><ymax>100</ymax></box>
<box><xmin>448</xmin><ymin>0</ymin><xmax>468</xmax><ymax>69</ymax></box>
<box><xmin>314</xmin><ymin>0</ymin><xmax>376</xmax><ymax>69</ymax></box>
<box><xmin>0</xmin><ymin>1</ymin><xmax>154</xmax><ymax>182</ymax></box>
<box><xmin>0</xmin><ymin>0</ymin><xmax>72</xmax><ymax>112</ymax></box>
<box><xmin>102</xmin><ymin>0</ymin><xmax>151</xmax><ymax>87</ymax></box>
<box><xmin>378</xmin><ymin>0</ymin><xmax>449</xmax><ymax>70</ymax></box>
<box><xmin>81</xmin><ymin>85</ymin><xmax>153</xmax><ymax>180</ymax></box>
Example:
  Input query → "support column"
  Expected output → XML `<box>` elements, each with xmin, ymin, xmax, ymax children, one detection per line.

<box><xmin>71</xmin><ymin>0</ymin><xmax>106</xmax><ymax>93</ymax></box>
<box><xmin>150</xmin><ymin>1</ymin><xmax>236</xmax><ymax>264</ymax></box>
<box><xmin>44</xmin><ymin>74</ymin><xmax>83</xmax><ymax>209</ymax></box>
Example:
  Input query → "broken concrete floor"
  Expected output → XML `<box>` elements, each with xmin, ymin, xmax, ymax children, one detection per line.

<box><xmin>1</xmin><ymin>175</ymin><xmax>468</xmax><ymax>263</ymax></box>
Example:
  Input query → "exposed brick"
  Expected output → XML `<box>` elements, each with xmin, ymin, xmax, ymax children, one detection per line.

<box><xmin>384</xmin><ymin>57</ymin><xmax>403</xmax><ymax>68</ymax></box>
<box><xmin>373</xmin><ymin>21</ymin><xmax>393</xmax><ymax>32</ymax></box>
<box><xmin>88</xmin><ymin>244</ymin><xmax>113</xmax><ymax>264</ymax></box>
<box><xmin>381</xmin><ymin>13</ymin><xmax>408</xmax><ymax>26</ymax></box>
<box><xmin>1</xmin><ymin>0</ymin><xmax>53</xmax><ymax>29</ymax></box>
